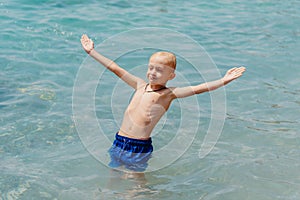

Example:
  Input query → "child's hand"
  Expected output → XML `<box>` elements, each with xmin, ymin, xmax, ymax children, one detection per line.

<box><xmin>222</xmin><ymin>67</ymin><xmax>246</xmax><ymax>84</ymax></box>
<box><xmin>81</xmin><ymin>34</ymin><xmax>94</xmax><ymax>54</ymax></box>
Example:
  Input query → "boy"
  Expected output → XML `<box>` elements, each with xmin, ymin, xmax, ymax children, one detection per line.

<box><xmin>80</xmin><ymin>34</ymin><xmax>246</xmax><ymax>172</ymax></box>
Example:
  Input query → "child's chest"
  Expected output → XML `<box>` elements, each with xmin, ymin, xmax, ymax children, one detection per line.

<box><xmin>131</xmin><ymin>90</ymin><xmax>170</xmax><ymax>110</ymax></box>
<box><xmin>141</xmin><ymin>92</ymin><xmax>161</xmax><ymax>105</ymax></box>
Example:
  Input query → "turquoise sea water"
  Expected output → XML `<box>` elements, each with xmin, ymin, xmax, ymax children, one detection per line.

<box><xmin>1</xmin><ymin>0</ymin><xmax>300</xmax><ymax>199</ymax></box>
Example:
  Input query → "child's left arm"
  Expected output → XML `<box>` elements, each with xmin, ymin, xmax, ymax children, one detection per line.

<box><xmin>171</xmin><ymin>67</ymin><xmax>246</xmax><ymax>99</ymax></box>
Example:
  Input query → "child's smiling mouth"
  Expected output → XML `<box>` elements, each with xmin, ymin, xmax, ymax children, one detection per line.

<box><xmin>149</xmin><ymin>76</ymin><xmax>156</xmax><ymax>81</ymax></box>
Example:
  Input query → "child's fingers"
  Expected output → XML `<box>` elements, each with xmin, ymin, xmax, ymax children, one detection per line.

<box><xmin>238</xmin><ymin>66</ymin><xmax>246</xmax><ymax>71</ymax></box>
<box><xmin>236</xmin><ymin>67</ymin><xmax>246</xmax><ymax>74</ymax></box>
<box><xmin>80</xmin><ymin>35</ymin><xmax>86</xmax><ymax>44</ymax></box>
<box><xmin>229</xmin><ymin>66</ymin><xmax>246</xmax><ymax>74</ymax></box>
<box><xmin>233</xmin><ymin>68</ymin><xmax>246</xmax><ymax>77</ymax></box>
<box><xmin>227</xmin><ymin>67</ymin><xmax>237</xmax><ymax>74</ymax></box>
<box><xmin>81</xmin><ymin>34</ymin><xmax>90</xmax><ymax>43</ymax></box>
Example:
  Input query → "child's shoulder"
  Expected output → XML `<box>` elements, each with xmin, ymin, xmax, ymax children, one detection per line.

<box><xmin>136</xmin><ymin>81</ymin><xmax>147</xmax><ymax>91</ymax></box>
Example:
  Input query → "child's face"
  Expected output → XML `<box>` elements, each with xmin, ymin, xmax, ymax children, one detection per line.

<box><xmin>147</xmin><ymin>55</ymin><xmax>175</xmax><ymax>85</ymax></box>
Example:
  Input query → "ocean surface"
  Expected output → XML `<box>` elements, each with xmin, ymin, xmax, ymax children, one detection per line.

<box><xmin>1</xmin><ymin>0</ymin><xmax>300</xmax><ymax>199</ymax></box>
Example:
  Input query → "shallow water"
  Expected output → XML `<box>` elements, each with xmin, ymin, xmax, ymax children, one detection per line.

<box><xmin>1</xmin><ymin>0</ymin><xmax>300</xmax><ymax>199</ymax></box>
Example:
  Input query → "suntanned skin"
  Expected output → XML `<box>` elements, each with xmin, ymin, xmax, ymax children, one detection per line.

<box><xmin>81</xmin><ymin>34</ymin><xmax>246</xmax><ymax>140</ymax></box>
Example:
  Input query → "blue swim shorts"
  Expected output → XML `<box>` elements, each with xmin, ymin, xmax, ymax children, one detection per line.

<box><xmin>108</xmin><ymin>133</ymin><xmax>153</xmax><ymax>172</ymax></box>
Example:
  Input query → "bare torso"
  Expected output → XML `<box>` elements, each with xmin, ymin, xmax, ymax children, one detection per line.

<box><xmin>118</xmin><ymin>83</ymin><xmax>174</xmax><ymax>140</ymax></box>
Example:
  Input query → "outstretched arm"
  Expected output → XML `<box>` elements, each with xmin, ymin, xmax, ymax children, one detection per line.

<box><xmin>80</xmin><ymin>34</ymin><xmax>145</xmax><ymax>89</ymax></box>
<box><xmin>171</xmin><ymin>67</ymin><xmax>246</xmax><ymax>98</ymax></box>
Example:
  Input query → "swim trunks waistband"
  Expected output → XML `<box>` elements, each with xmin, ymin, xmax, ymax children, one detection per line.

<box><xmin>116</xmin><ymin>133</ymin><xmax>152</xmax><ymax>145</ymax></box>
<box><xmin>113</xmin><ymin>133</ymin><xmax>153</xmax><ymax>153</ymax></box>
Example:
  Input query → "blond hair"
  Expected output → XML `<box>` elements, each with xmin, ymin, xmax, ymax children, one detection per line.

<box><xmin>150</xmin><ymin>51</ymin><xmax>177</xmax><ymax>70</ymax></box>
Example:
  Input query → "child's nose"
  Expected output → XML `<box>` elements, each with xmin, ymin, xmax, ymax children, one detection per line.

<box><xmin>149</xmin><ymin>69</ymin><xmax>155</xmax><ymax>74</ymax></box>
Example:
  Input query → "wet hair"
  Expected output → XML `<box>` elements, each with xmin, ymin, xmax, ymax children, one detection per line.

<box><xmin>150</xmin><ymin>51</ymin><xmax>177</xmax><ymax>70</ymax></box>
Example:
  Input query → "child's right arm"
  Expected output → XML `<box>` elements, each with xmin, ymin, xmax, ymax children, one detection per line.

<box><xmin>80</xmin><ymin>34</ymin><xmax>145</xmax><ymax>90</ymax></box>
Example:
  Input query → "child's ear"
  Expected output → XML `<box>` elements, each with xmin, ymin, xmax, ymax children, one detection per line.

<box><xmin>169</xmin><ymin>72</ymin><xmax>176</xmax><ymax>80</ymax></box>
